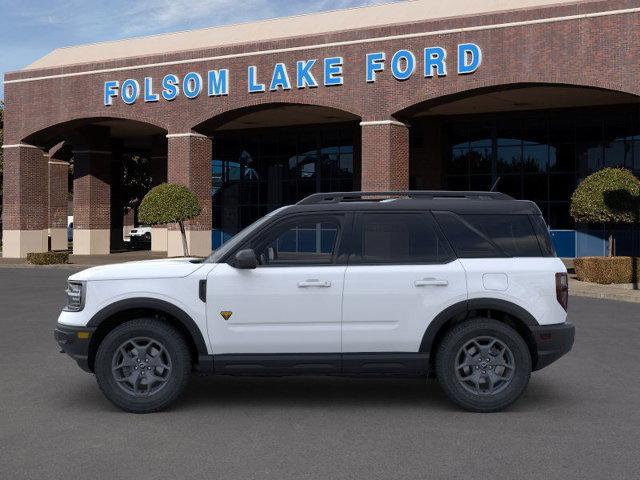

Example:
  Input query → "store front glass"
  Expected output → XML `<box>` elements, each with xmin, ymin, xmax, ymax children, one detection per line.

<box><xmin>442</xmin><ymin>105</ymin><xmax>640</xmax><ymax>230</ymax></box>
<box><xmin>211</xmin><ymin>122</ymin><xmax>359</xmax><ymax>247</ymax></box>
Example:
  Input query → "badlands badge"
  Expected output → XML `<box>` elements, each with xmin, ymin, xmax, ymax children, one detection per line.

<box><xmin>220</xmin><ymin>311</ymin><xmax>233</xmax><ymax>321</ymax></box>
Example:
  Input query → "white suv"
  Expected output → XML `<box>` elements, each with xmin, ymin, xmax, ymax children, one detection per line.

<box><xmin>55</xmin><ymin>191</ymin><xmax>574</xmax><ymax>413</ymax></box>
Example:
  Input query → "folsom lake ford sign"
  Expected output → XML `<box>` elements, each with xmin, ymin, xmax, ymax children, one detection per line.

<box><xmin>103</xmin><ymin>43</ymin><xmax>482</xmax><ymax>106</ymax></box>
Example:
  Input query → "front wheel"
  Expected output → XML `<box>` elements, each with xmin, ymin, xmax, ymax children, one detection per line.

<box><xmin>94</xmin><ymin>319</ymin><xmax>192</xmax><ymax>413</ymax></box>
<box><xmin>435</xmin><ymin>319</ymin><xmax>531</xmax><ymax>412</ymax></box>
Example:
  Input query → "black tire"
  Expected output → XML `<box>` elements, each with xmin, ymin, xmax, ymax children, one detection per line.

<box><xmin>95</xmin><ymin>319</ymin><xmax>192</xmax><ymax>413</ymax></box>
<box><xmin>435</xmin><ymin>318</ymin><xmax>531</xmax><ymax>412</ymax></box>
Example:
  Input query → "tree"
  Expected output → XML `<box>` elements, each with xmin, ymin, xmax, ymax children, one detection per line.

<box><xmin>121</xmin><ymin>153</ymin><xmax>152</xmax><ymax>222</ymax></box>
<box><xmin>570</xmin><ymin>167</ymin><xmax>640</xmax><ymax>255</ymax></box>
<box><xmin>138</xmin><ymin>183</ymin><xmax>202</xmax><ymax>256</ymax></box>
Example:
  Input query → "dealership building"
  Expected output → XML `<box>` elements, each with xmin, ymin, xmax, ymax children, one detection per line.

<box><xmin>3</xmin><ymin>0</ymin><xmax>640</xmax><ymax>258</ymax></box>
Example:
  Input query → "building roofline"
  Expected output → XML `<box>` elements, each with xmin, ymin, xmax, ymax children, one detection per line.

<box><xmin>18</xmin><ymin>0</ymin><xmax>596</xmax><ymax>72</ymax></box>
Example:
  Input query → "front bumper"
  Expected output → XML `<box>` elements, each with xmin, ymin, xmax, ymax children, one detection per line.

<box><xmin>531</xmin><ymin>321</ymin><xmax>575</xmax><ymax>371</ymax></box>
<box><xmin>54</xmin><ymin>324</ymin><xmax>96</xmax><ymax>372</ymax></box>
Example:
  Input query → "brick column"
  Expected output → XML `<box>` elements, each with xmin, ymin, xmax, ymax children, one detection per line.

<box><xmin>72</xmin><ymin>127</ymin><xmax>112</xmax><ymax>255</ymax></box>
<box><xmin>1</xmin><ymin>144</ymin><xmax>49</xmax><ymax>257</ymax></box>
<box><xmin>150</xmin><ymin>134</ymin><xmax>168</xmax><ymax>252</ymax></box>
<box><xmin>360</xmin><ymin>120</ymin><xmax>410</xmax><ymax>191</ymax></box>
<box><xmin>166</xmin><ymin>133</ymin><xmax>212</xmax><ymax>257</ymax></box>
<box><xmin>48</xmin><ymin>159</ymin><xmax>69</xmax><ymax>251</ymax></box>
<box><xmin>110</xmin><ymin>145</ymin><xmax>124</xmax><ymax>251</ymax></box>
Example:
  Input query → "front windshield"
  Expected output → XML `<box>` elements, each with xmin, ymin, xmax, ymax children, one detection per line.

<box><xmin>204</xmin><ymin>206</ymin><xmax>291</xmax><ymax>263</ymax></box>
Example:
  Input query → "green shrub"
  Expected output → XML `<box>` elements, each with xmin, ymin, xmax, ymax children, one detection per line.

<box><xmin>574</xmin><ymin>256</ymin><xmax>640</xmax><ymax>284</ymax></box>
<box><xmin>570</xmin><ymin>168</ymin><xmax>640</xmax><ymax>224</ymax></box>
<box><xmin>139</xmin><ymin>183</ymin><xmax>202</xmax><ymax>256</ymax></box>
<box><xmin>27</xmin><ymin>251</ymin><xmax>69</xmax><ymax>265</ymax></box>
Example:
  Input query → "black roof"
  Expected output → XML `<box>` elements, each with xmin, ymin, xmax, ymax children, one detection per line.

<box><xmin>280</xmin><ymin>191</ymin><xmax>541</xmax><ymax>216</ymax></box>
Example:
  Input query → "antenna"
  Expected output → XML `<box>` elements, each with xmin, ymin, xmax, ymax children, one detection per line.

<box><xmin>490</xmin><ymin>177</ymin><xmax>501</xmax><ymax>192</ymax></box>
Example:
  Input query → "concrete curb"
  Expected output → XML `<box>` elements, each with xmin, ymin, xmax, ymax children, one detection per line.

<box><xmin>0</xmin><ymin>263</ymin><xmax>86</xmax><ymax>270</ymax></box>
<box><xmin>569</xmin><ymin>278</ymin><xmax>640</xmax><ymax>304</ymax></box>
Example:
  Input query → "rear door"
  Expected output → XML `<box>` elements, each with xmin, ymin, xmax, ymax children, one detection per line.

<box><xmin>342</xmin><ymin>212</ymin><xmax>467</xmax><ymax>354</ymax></box>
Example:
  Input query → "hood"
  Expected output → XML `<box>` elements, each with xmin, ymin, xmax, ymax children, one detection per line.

<box><xmin>69</xmin><ymin>258</ymin><xmax>205</xmax><ymax>281</ymax></box>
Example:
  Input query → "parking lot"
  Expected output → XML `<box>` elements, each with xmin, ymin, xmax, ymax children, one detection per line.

<box><xmin>0</xmin><ymin>267</ymin><xmax>638</xmax><ymax>480</ymax></box>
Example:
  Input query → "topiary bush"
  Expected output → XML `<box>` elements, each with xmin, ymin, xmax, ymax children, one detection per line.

<box><xmin>570</xmin><ymin>168</ymin><xmax>640</xmax><ymax>224</ymax></box>
<box><xmin>570</xmin><ymin>168</ymin><xmax>640</xmax><ymax>256</ymax></box>
<box><xmin>27</xmin><ymin>251</ymin><xmax>69</xmax><ymax>265</ymax></box>
<box><xmin>574</xmin><ymin>256</ymin><xmax>639</xmax><ymax>284</ymax></box>
<box><xmin>138</xmin><ymin>183</ymin><xmax>202</xmax><ymax>256</ymax></box>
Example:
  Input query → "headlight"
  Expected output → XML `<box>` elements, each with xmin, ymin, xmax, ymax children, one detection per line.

<box><xmin>63</xmin><ymin>281</ymin><xmax>85</xmax><ymax>312</ymax></box>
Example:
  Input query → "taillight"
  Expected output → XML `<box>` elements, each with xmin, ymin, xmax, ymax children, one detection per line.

<box><xmin>555</xmin><ymin>272</ymin><xmax>569</xmax><ymax>311</ymax></box>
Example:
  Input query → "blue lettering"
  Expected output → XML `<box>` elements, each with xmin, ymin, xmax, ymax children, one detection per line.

<box><xmin>103</xmin><ymin>80</ymin><xmax>119</xmax><ymax>106</ymax></box>
<box><xmin>208</xmin><ymin>69</ymin><xmax>229</xmax><ymax>96</ymax></box>
<box><xmin>366</xmin><ymin>52</ymin><xmax>385</xmax><ymax>82</ymax></box>
<box><xmin>183</xmin><ymin>72</ymin><xmax>203</xmax><ymax>99</ymax></box>
<box><xmin>324</xmin><ymin>57</ymin><xmax>343</xmax><ymax>86</ymax></box>
<box><xmin>424</xmin><ymin>47</ymin><xmax>447</xmax><ymax>77</ymax></box>
<box><xmin>121</xmin><ymin>79</ymin><xmax>140</xmax><ymax>104</ymax></box>
<box><xmin>390</xmin><ymin>49</ymin><xmax>415</xmax><ymax>81</ymax></box>
<box><xmin>143</xmin><ymin>77</ymin><xmax>159</xmax><ymax>102</ymax></box>
<box><xmin>457</xmin><ymin>43</ymin><xmax>482</xmax><ymax>74</ymax></box>
<box><xmin>248</xmin><ymin>66</ymin><xmax>265</xmax><ymax>93</ymax></box>
<box><xmin>270</xmin><ymin>63</ymin><xmax>292</xmax><ymax>91</ymax></box>
<box><xmin>161</xmin><ymin>74</ymin><xmax>179</xmax><ymax>101</ymax></box>
<box><xmin>296</xmin><ymin>60</ymin><xmax>318</xmax><ymax>89</ymax></box>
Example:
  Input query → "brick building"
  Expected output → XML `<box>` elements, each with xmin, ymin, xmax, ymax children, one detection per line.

<box><xmin>3</xmin><ymin>0</ymin><xmax>640</xmax><ymax>258</ymax></box>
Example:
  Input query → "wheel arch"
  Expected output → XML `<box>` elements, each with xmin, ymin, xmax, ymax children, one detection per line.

<box><xmin>421</xmin><ymin>299</ymin><xmax>539</xmax><ymax>370</ymax></box>
<box><xmin>86</xmin><ymin>298</ymin><xmax>210</xmax><ymax>372</ymax></box>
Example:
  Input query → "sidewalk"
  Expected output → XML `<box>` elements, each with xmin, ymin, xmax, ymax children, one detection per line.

<box><xmin>569</xmin><ymin>277</ymin><xmax>640</xmax><ymax>304</ymax></box>
<box><xmin>0</xmin><ymin>250</ymin><xmax>166</xmax><ymax>268</ymax></box>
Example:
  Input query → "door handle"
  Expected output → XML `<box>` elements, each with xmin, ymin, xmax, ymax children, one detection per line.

<box><xmin>298</xmin><ymin>279</ymin><xmax>331</xmax><ymax>288</ymax></box>
<box><xmin>414</xmin><ymin>278</ymin><xmax>449</xmax><ymax>287</ymax></box>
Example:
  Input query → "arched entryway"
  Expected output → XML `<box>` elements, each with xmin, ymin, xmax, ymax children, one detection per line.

<box><xmin>4</xmin><ymin>117</ymin><xmax>168</xmax><ymax>256</ymax></box>
<box><xmin>193</xmin><ymin>103</ymin><xmax>361</xmax><ymax>248</ymax></box>
<box><xmin>396</xmin><ymin>84</ymin><xmax>640</xmax><ymax>256</ymax></box>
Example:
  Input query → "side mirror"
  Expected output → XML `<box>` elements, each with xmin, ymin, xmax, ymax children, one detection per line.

<box><xmin>234</xmin><ymin>249</ymin><xmax>258</xmax><ymax>269</ymax></box>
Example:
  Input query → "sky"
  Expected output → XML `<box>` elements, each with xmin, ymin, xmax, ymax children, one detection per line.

<box><xmin>0</xmin><ymin>0</ymin><xmax>402</xmax><ymax>100</ymax></box>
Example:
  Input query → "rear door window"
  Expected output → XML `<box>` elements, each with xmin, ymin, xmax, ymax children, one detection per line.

<box><xmin>351</xmin><ymin>212</ymin><xmax>454</xmax><ymax>264</ymax></box>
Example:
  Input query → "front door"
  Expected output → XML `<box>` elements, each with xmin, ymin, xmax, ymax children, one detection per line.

<box><xmin>206</xmin><ymin>213</ymin><xmax>347</xmax><ymax>356</ymax></box>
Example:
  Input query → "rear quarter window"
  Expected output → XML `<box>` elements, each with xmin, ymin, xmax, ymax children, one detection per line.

<box><xmin>434</xmin><ymin>212</ymin><xmax>544</xmax><ymax>258</ymax></box>
<box><xmin>461</xmin><ymin>214</ymin><xmax>543</xmax><ymax>257</ymax></box>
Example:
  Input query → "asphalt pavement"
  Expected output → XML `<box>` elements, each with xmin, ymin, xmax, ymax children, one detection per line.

<box><xmin>0</xmin><ymin>267</ymin><xmax>638</xmax><ymax>480</ymax></box>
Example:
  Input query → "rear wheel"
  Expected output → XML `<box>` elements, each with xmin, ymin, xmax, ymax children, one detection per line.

<box><xmin>435</xmin><ymin>319</ymin><xmax>531</xmax><ymax>412</ymax></box>
<box><xmin>95</xmin><ymin>319</ymin><xmax>192</xmax><ymax>413</ymax></box>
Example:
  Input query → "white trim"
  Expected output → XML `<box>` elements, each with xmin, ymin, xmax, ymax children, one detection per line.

<box><xmin>1</xmin><ymin>143</ymin><xmax>41</xmax><ymax>149</ymax></box>
<box><xmin>360</xmin><ymin>120</ymin><xmax>408</xmax><ymax>127</ymax></box>
<box><xmin>71</xmin><ymin>149</ymin><xmax>111</xmax><ymax>155</ymax></box>
<box><xmin>48</xmin><ymin>160</ymin><xmax>69</xmax><ymax>165</ymax></box>
<box><xmin>4</xmin><ymin>7</ymin><xmax>639</xmax><ymax>85</ymax></box>
<box><xmin>166</xmin><ymin>133</ymin><xmax>211</xmax><ymax>139</ymax></box>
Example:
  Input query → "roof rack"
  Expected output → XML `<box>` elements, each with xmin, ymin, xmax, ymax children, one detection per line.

<box><xmin>296</xmin><ymin>191</ymin><xmax>512</xmax><ymax>205</ymax></box>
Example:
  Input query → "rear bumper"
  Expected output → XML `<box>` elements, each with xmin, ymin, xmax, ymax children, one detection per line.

<box><xmin>531</xmin><ymin>321</ymin><xmax>575</xmax><ymax>371</ymax></box>
<box><xmin>54</xmin><ymin>324</ymin><xmax>96</xmax><ymax>372</ymax></box>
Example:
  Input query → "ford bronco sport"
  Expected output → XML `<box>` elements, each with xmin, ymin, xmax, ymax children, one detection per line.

<box><xmin>55</xmin><ymin>191</ymin><xmax>574</xmax><ymax>413</ymax></box>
